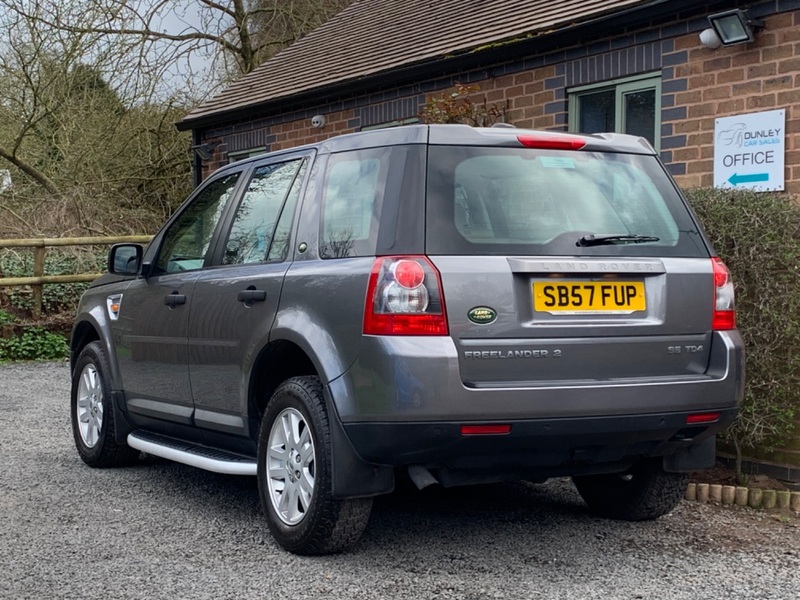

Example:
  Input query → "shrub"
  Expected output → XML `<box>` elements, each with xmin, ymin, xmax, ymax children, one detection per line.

<box><xmin>0</xmin><ymin>326</ymin><xmax>69</xmax><ymax>362</ymax></box>
<box><xmin>418</xmin><ymin>83</ymin><xmax>507</xmax><ymax>126</ymax></box>
<box><xmin>686</xmin><ymin>187</ymin><xmax>800</xmax><ymax>476</ymax></box>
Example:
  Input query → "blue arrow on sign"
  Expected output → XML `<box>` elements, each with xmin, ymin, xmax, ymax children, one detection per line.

<box><xmin>728</xmin><ymin>172</ymin><xmax>769</xmax><ymax>186</ymax></box>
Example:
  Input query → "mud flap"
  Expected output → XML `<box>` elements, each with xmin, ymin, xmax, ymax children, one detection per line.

<box><xmin>112</xmin><ymin>390</ymin><xmax>136</xmax><ymax>444</ymax></box>
<box><xmin>663</xmin><ymin>436</ymin><xmax>716</xmax><ymax>472</ymax></box>
<box><xmin>323</xmin><ymin>386</ymin><xmax>395</xmax><ymax>498</ymax></box>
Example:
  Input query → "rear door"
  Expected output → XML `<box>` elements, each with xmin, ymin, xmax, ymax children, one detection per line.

<box><xmin>187</xmin><ymin>153</ymin><xmax>311</xmax><ymax>437</ymax></box>
<box><xmin>424</xmin><ymin>142</ymin><xmax>714</xmax><ymax>388</ymax></box>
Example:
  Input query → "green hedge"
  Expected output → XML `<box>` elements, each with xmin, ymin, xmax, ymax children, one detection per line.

<box><xmin>686</xmin><ymin>188</ymin><xmax>800</xmax><ymax>462</ymax></box>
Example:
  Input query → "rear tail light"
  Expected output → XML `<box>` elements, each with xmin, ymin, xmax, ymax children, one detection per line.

<box><xmin>712</xmin><ymin>258</ymin><xmax>736</xmax><ymax>330</ymax></box>
<box><xmin>363</xmin><ymin>256</ymin><xmax>449</xmax><ymax>335</ymax></box>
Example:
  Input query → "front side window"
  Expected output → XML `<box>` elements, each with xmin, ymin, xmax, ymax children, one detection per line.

<box><xmin>569</xmin><ymin>75</ymin><xmax>661</xmax><ymax>150</ymax></box>
<box><xmin>222</xmin><ymin>159</ymin><xmax>305</xmax><ymax>265</ymax></box>
<box><xmin>156</xmin><ymin>173</ymin><xmax>240</xmax><ymax>274</ymax></box>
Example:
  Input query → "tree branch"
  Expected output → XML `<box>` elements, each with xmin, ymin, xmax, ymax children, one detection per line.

<box><xmin>0</xmin><ymin>146</ymin><xmax>62</xmax><ymax>198</ymax></box>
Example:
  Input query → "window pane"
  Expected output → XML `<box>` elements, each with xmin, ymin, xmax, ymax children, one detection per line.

<box><xmin>624</xmin><ymin>89</ymin><xmax>656</xmax><ymax>146</ymax></box>
<box><xmin>268</xmin><ymin>161</ymin><xmax>307</xmax><ymax>262</ymax></box>
<box><xmin>156</xmin><ymin>173</ymin><xmax>239</xmax><ymax>274</ymax></box>
<box><xmin>579</xmin><ymin>89</ymin><xmax>615</xmax><ymax>133</ymax></box>
<box><xmin>223</xmin><ymin>160</ymin><xmax>302</xmax><ymax>265</ymax></box>
<box><xmin>320</xmin><ymin>153</ymin><xmax>382</xmax><ymax>258</ymax></box>
<box><xmin>426</xmin><ymin>146</ymin><xmax>705</xmax><ymax>257</ymax></box>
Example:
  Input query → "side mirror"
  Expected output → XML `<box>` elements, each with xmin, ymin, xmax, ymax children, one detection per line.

<box><xmin>108</xmin><ymin>244</ymin><xmax>143</xmax><ymax>275</ymax></box>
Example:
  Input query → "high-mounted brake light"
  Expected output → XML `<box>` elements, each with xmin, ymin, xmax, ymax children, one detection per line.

<box><xmin>517</xmin><ymin>134</ymin><xmax>587</xmax><ymax>150</ymax></box>
<box><xmin>712</xmin><ymin>258</ymin><xmax>736</xmax><ymax>330</ymax></box>
<box><xmin>363</xmin><ymin>256</ymin><xmax>448</xmax><ymax>336</ymax></box>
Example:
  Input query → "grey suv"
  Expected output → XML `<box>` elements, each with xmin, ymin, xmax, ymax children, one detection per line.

<box><xmin>70</xmin><ymin>124</ymin><xmax>744</xmax><ymax>554</ymax></box>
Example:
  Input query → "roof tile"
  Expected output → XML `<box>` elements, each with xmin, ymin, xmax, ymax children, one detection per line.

<box><xmin>181</xmin><ymin>0</ymin><xmax>653</xmax><ymax>126</ymax></box>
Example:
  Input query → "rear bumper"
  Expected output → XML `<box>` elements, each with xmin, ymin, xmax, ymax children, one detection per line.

<box><xmin>327</xmin><ymin>330</ymin><xmax>742</xmax><ymax>478</ymax></box>
<box><xmin>331</xmin><ymin>330</ymin><xmax>744</xmax><ymax>422</ymax></box>
<box><xmin>342</xmin><ymin>408</ymin><xmax>736</xmax><ymax>475</ymax></box>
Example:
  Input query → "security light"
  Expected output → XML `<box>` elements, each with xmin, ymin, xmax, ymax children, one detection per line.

<box><xmin>191</xmin><ymin>143</ymin><xmax>216</xmax><ymax>161</ymax></box>
<box><xmin>707</xmin><ymin>9</ymin><xmax>764</xmax><ymax>46</ymax></box>
<box><xmin>699</xmin><ymin>28</ymin><xmax>722</xmax><ymax>50</ymax></box>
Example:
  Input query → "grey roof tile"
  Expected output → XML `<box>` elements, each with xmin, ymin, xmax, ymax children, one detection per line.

<box><xmin>180</xmin><ymin>0</ymin><xmax>652</xmax><ymax>126</ymax></box>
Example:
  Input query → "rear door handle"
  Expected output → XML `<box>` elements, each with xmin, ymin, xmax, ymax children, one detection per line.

<box><xmin>164</xmin><ymin>293</ymin><xmax>187</xmax><ymax>307</ymax></box>
<box><xmin>237</xmin><ymin>289</ymin><xmax>267</xmax><ymax>303</ymax></box>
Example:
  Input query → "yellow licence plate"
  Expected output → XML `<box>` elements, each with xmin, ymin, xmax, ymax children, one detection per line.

<box><xmin>533</xmin><ymin>281</ymin><xmax>646</xmax><ymax>314</ymax></box>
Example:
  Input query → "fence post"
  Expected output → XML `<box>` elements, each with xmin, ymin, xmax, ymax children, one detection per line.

<box><xmin>33</xmin><ymin>245</ymin><xmax>45</xmax><ymax>318</ymax></box>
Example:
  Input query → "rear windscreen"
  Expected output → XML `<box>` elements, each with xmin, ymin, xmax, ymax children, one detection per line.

<box><xmin>426</xmin><ymin>146</ymin><xmax>708</xmax><ymax>257</ymax></box>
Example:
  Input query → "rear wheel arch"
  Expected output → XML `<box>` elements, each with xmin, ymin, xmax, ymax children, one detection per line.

<box><xmin>248</xmin><ymin>339</ymin><xmax>395</xmax><ymax>500</ymax></box>
<box><xmin>249</xmin><ymin>340</ymin><xmax>317</xmax><ymax>422</ymax></box>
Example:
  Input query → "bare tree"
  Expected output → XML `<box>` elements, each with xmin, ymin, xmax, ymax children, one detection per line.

<box><xmin>3</xmin><ymin>0</ymin><xmax>352</xmax><ymax>78</ymax></box>
<box><xmin>0</xmin><ymin>6</ymin><xmax>192</xmax><ymax>236</ymax></box>
<box><xmin>0</xmin><ymin>0</ymin><xmax>353</xmax><ymax>235</ymax></box>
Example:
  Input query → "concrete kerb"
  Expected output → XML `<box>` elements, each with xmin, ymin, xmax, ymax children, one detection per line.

<box><xmin>685</xmin><ymin>482</ymin><xmax>800</xmax><ymax>512</ymax></box>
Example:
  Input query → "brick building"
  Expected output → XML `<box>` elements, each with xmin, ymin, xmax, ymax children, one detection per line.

<box><xmin>178</xmin><ymin>0</ymin><xmax>800</xmax><ymax>197</ymax></box>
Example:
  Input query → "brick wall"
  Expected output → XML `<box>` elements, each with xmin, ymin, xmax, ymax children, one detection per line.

<box><xmin>198</xmin><ymin>2</ymin><xmax>800</xmax><ymax>196</ymax></box>
<box><xmin>663</xmin><ymin>9</ymin><xmax>800</xmax><ymax>193</ymax></box>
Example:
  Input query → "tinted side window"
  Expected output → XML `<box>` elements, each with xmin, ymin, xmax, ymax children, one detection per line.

<box><xmin>268</xmin><ymin>160</ymin><xmax>307</xmax><ymax>262</ymax></box>
<box><xmin>319</xmin><ymin>149</ymin><xmax>387</xmax><ymax>259</ymax></box>
<box><xmin>156</xmin><ymin>173</ymin><xmax>240</xmax><ymax>274</ymax></box>
<box><xmin>223</xmin><ymin>159</ymin><xmax>304</xmax><ymax>265</ymax></box>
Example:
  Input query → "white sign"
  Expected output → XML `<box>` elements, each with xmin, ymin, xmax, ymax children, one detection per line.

<box><xmin>713</xmin><ymin>109</ymin><xmax>785</xmax><ymax>191</ymax></box>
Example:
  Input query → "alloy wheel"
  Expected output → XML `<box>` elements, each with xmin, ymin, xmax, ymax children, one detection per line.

<box><xmin>266</xmin><ymin>407</ymin><xmax>316</xmax><ymax>525</ymax></box>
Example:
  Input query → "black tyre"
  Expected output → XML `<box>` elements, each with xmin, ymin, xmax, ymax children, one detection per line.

<box><xmin>257</xmin><ymin>376</ymin><xmax>372</xmax><ymax>555</ymax></box>
<box><xmin>573</xmin><ymin>459</ymin><xmax>689</xmax><ymax>521</ymax></box>
<box><xmin>70</xmin><ymin>341</ymin><xmax>139</xmax><ymax>467</ymax></box>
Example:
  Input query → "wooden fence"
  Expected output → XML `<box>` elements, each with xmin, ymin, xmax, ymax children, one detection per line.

<box><xmin>0</xmin><ymin>235</ymin><xmax>152</xmax><ymax>318</ymax></box>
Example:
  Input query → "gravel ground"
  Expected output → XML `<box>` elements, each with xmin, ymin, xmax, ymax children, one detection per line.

<box><xmin>1</xmin><ymin>361</ymin><xmax>799</xmax><ymax>600</ymax></box>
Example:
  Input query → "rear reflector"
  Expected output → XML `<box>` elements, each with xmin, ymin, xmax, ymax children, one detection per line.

<box><xmin>686</xmin><ymin>412</ymin><xmax>721</xmax><ymax>425</ymax></box>
<box><xmin>517</xmin><ymin>134</ymin><xmax>587</xmax><ymax>150</ymax></box>
<box><xmin>460</xmin><ymin>424</ymin><xmax>512</xmax><ymax>436</ymax></box>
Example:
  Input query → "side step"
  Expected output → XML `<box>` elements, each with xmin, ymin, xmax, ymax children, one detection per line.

<box><xmin>127</xmin><ymin>431</ymin><xmax>257</xmax><ymax>476</ymax></box>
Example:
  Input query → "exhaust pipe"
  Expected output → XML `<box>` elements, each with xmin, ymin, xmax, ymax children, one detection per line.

<box><xmin>407</xmin><ymin>465</ymin><xmax>439</xmax><ymax>490</ymax></box>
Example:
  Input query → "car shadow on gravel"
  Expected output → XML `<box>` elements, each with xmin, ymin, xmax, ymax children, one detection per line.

<box><xmin>116</xmin><ymin>455</ymin><xmax>592</xmax><ymax>551</ymax></box>
<box><xmin>365</xmin><ymin>479</ymin><xmax>589</xmax><ymax>538</ymax></box>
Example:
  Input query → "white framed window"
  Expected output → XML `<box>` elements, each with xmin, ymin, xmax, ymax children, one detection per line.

<box><xmin>569</xmin><ymin>73</ymin><xmax>661</xmax><ymax>150</ymax></box>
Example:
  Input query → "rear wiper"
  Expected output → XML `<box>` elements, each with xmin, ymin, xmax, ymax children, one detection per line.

<box><xmin>576</xmin><ymin>234</ymin><xmax>660</xmax><ymax>247</ymax></box>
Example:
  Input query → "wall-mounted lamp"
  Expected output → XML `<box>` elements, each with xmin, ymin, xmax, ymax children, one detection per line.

<box><xmin>191</xmin><ymin>143</ymin><xmax>217</xmax><ymax>161</ymax></box>
<box><xmin>701</xmin><ymin>9</ymin><xmax>764</xmax><ymax>49</ymax></box>
<box><xmin>310</xmin><ymin>114</ymin><xmax>326</xmax><ymax>128</ymax></box>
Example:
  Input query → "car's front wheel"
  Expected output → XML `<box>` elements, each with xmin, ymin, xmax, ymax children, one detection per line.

<box><xmin>573</xmin><ymin>459</ymin><xmax>689</xmax><ymax>521</ymax></box>
<box><xmin>70</xmin><ymin>341</ymin><xmax>139</xmax><ymax>468</ymax></box>
<box><xmin>257</xmin><ymin>376</ymin><xmax>372</xmax><ymax>555</ymax></box>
